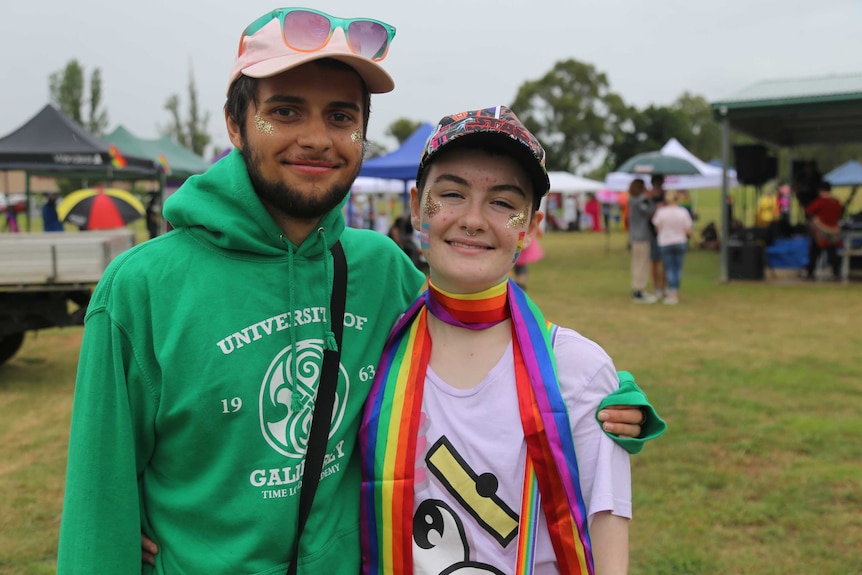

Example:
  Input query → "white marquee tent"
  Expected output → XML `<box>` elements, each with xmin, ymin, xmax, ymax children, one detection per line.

<box><xmin>350</xmin><ymin>176</ymin><xmax>405</xmax><ymax>195</ymax></box>
<box><xmin>548</xmin><ymin>171</ymin><xmax>605</xmax><ymax>194</ymax></box>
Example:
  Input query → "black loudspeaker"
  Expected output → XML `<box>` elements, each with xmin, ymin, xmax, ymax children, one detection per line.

<box><xmin>765</xmin><ymin>155</ymin><xmax>778</xmax><ymax>181</ymax></box>
<box><xmin>733</xmin><ymin>144</ymin><xmax>776</xmax><ymax>185</ymax></box>
<box><xmin>727</xmin><ymin>240</ymin><xmax>765</xmax><ymax>280</ymax></box>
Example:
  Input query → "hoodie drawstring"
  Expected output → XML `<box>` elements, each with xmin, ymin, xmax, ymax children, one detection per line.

<box><xmin>282</xmin><ymin>239</ymin><xmax>304</xmax><ymax>414</ymax></box>
<box><xmin>317</xmin><ymin>227</ymin><xmax>338</xmax><ymax>353</ymax></box>
<box><xmin>280</xmin><ymin>229</ymin><xmax>339</xmax><ymax>414</ymax></box>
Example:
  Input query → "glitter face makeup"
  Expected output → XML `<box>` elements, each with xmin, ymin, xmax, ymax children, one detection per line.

<box><xmin>254</xmin><ymin>112</ymin><xmax>273</xmax><ymax>135</ymax></box>
<box><xmin>423</xmin><ymin>199</ymin><xmax>443</xmax><ymax>219</ymax></box>
<box><xmin>507</xmin><ymin>212</ymin><xmax>527</xmax><ymax>229</ymax></box>
<box><xmin>350</xmin><ymin>129</ymin><xmax>363</xmax><ymax>143</ymax></box>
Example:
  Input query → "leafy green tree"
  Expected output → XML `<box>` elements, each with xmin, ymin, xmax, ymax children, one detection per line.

<box><xmin>603</xmin><ymin>93</ymin><xmax>723</xmax><ymax>173</ymax></box>
<box><xmin>87</xmin><ymin>68</ymin><xmax>109</xmax><ymax>136</ymax></box>
<box><xmin>386</xmin><ymin>119</ymin><xmax>423</xmax><ymax>146</ymax></box>
<box><xmin>49</xmin><ymin>59</ymin><xmax>109</xmax><ymax>136</ymax></box>
<box><xmin>672</xmin><ymin>92</ymin><xmax>721</xmax><ymax>161</ymax></box>
<box><xmin>510</xmin><ymin>58</ymin><xmax>631</xmax><ymax>173</ymax></box>
<box><xmin>363</xmin><ymin>140</ymin><xmax>388</xmax><ymax>159</ymax></box>
<box><xmin>163</xmin><ymin>69</ymin><xmax>212</xmax><ymax>158</ymax></box>
<box><xmin>637</xmin><ymin>104</ymin><xmax>692</xmax><ymax>153</ymax></box>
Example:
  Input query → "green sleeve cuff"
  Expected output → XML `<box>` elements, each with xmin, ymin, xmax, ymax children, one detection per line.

<box><xmin>597</xmin><ymin>370</ymin><xmax>667</xmax><ymax>454</ymax></box>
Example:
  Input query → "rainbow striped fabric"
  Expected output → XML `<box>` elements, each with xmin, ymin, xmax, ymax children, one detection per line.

<box><xmin>359</xmin><ymin>279</ymin><xmax>594</xmax><ymax>574</ymax></box>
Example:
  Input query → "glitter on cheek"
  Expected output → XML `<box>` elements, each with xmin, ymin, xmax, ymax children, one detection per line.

<box><xmin>507</xmin><ymin>212</ymin><xmax>527</xmax><ymax>228</ymax></box>
<box><xmin>350</xmin><ymin>129</ymin><xmax>363</xmax><ymax>143</ymax></box>
<box><xmin>254</xmin><ymin>112</ymin><xmax>273</xmax><ymax>136</ymax></box>
<box><xmin>423</xmin><ymin>199</ymin><xmax>443</xmax><ymax>219</ymax></box>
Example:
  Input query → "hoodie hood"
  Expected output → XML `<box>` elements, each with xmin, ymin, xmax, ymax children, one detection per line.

<box><xmin>163</xmin><ymin>149</ymin><xmax>347</xmax><ymax>257</ymax></box>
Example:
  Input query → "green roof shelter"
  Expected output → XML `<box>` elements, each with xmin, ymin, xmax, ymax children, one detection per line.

<box><xmin>711</xmin><ymin>72</ymin><xmax>862</xmax><ymax>280</ymax></box>
<box><xmin>104</xmin><ymin>126</ymin><xmax>210</xmax><ymax>185</ymax></box>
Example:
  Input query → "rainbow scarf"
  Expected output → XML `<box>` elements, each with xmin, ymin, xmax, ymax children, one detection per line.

<box><xmin>360</xmin><ymin>279</ymin><xmax>593</xmax><ymax>574</ymax></box>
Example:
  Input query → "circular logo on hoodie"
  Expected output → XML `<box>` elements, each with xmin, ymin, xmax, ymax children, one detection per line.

<box><xmin>259</xmin><ymin>339</ymin><xmax>349</xmax><ymax>457</ymax></box>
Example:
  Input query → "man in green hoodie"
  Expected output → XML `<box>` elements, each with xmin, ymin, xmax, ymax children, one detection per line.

<box><xmin>58</xmin><ymin>7</ymin><xmax>656</xmax><ymax>574</ymax></box>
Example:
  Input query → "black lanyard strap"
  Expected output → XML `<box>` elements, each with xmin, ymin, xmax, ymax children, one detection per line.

<box><xmin>287</xmin><ymin>241</ymin><xmax>347</xmax><ymax>575</ymax></box>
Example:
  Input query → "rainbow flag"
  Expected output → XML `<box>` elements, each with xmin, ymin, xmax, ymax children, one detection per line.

<box><xmin>157</xmin><ymin>153</ymin><xmax>172</xmax><ymax>175</ymax></box>
<box><xmin>108</xmin><ymin>145</ymin><xmax>127</xmax><ymax>168</ymax></box>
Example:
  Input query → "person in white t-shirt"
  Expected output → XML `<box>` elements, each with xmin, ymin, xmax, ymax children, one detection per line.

<box><xmin>360</xmin><ymin>106</ymin><xmax>665</xmax><ymax>575</ymax></box>
<box><xmin>651</xmin><ymin>190</ymin><xmax>693</xmax><ymax>305</ymax></box>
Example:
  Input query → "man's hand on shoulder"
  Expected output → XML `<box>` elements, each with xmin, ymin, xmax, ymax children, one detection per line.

<box><xmin>597</xmin><ymin>406</ymin><xmax>645</xmax><ymax>438</ymax></box>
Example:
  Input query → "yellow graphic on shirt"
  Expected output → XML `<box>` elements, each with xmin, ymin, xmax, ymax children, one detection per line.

<box><xmin>426</xmin><ymin>436</ymin><xmax>518</xmax><ymax>547</ymax></box>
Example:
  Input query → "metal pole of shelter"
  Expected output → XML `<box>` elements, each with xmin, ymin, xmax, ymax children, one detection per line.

<box><xmin>719</xmin><ymin>110</ymin><xmax>730</xmax><ymax>282</ymax></box>
<box><xmin>25</xmin><ymin>171</ymin><xmax>32</xmax><ymax>232</ymax></box>
<box><xmin>786</xmin><ymin>148</ymin><xmax>794</xmax><ymax>224</ymax></box>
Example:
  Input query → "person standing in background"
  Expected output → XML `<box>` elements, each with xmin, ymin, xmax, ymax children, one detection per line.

<box><xmin>628</xmin><ymin>179</ymin><xmax>656</xmax><ymax>303</ymax></box>
<box><xmin>42</xmin><ymin>194</ymin><xmax>64</xmax><ymax>232</ymax></box>
<box><xmin>146</xmin><ymin>192</ymin><xmax>161</xmax><ymax>239</ymax></box>
<box><xmin>648</xmin><ymin>174</ymin><xmax>667</xmax><ymax>299</ymax></box>
<box><xmin>652</xmin><ymin>189</ymin><xmax>693</xmax><ymax>305</ymax></box>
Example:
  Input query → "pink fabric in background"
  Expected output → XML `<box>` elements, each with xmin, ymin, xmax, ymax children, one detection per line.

<box><xmin>516</xmin><ymin>239</ymin><xmax>545</xmax><ymax>265</ymax></box>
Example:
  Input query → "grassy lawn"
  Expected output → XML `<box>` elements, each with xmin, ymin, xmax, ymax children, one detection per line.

<box><xmin>1</xmin><ymin>216</ymin><xmax>861</xmax><ymax>574</ymax></box>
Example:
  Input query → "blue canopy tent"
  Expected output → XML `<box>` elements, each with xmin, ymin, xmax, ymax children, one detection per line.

<box><xmin>824</xmin><ymin>160</ymin><xmax>862</xmax><ymax>186</ymax></box>
<box><xmin>824</xmin><ymin>159</ymin><xmax>862</xmax><ymax>219</ymax></box>
<box><xmin>359</xmin><ymin>123</ymin><xmax>434</xmax><ymax>210</ymax></box>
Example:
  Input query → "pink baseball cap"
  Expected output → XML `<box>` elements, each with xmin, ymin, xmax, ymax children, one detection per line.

<box><xmin>228</xmin><ymin>9</ymin><xmax>396</xmax><ymax>95</ymax></box>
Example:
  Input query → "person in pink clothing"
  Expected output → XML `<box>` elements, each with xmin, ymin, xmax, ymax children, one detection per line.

<box><xmin>583</xmin><ymin>192</ymin><xmax>603</xmax><ymax>231</ymax></box>
<box><xmin>651</xmin><ymin>190</ymin><xmax>693</xmax><ymax>304</ymax></box>
<box><xmin>512</xmin><ymin>229</ymin><xmax>544</xmax><ymax>289</ymax></box>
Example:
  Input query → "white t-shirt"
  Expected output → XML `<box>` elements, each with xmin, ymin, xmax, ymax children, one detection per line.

<box><xmin>652</xmin><ymin>205</ymin><xmax>693</xmax><ymax>247</ymax></box>
<box><xmin>412</xmin><ymin>327</ymin><xmax>632</xmax><ymax>575</ymax></box>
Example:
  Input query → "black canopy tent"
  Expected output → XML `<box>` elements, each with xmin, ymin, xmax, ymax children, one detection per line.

<box><xmin>711</xmin><ymin>72</ymin><xmax>862</xmax><ymax>281</ymax></box>
<box><xmin>0</xmin><ymin>104</ymin><xmax>160</xmax><ymax>230</ymax></box>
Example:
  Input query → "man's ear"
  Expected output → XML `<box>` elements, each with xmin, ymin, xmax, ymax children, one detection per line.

<box><xmin>226</xmin><ymin>108</ymin><xmax>244</xmax><ymax>151</ymax></box>
<box><xmin>410</xmin><ymin>187</ymin><xmax>422</xmax><ymax>231</ymax></box>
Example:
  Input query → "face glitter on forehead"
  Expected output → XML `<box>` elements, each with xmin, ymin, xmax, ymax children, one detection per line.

<box><xmin>507</xmin><ymin>212</ymin><xmax>527</xmax><ymax>228</ymax></box>
<box><xmin>423</xmin><ymin>199</ymin><xmax>442</xmax><ymax>219</ymax></box>
<box><xmin>254</xmin><ymin>112</ymin><xmax>273</xmax><ymax>135</ymax></box>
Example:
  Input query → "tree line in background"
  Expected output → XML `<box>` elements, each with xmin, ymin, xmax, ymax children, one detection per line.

<box><xmin>49</xmin><ymin>60</ymin><xmax>211</xmax><ymax>158</ymax></box>
<box><xmin>383</xmin><ymin>58</ymin><xmax>862</xmax><ymax>179</ymax></box>
<box><xmin>48</xmin><ymin>58</ymin><xmax>862</xmax><ymax>178</ymax></box>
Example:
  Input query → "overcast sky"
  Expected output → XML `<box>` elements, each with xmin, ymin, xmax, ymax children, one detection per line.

<box><xmin>2</xmin><ymin>0</ymin><xmax>860</xmax><ymax>165</ymax></box>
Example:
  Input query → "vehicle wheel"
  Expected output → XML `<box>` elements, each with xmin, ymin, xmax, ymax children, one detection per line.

<box><xmin>0</xmin><ymin>332</ymin><xmax>25</xmax><ymax>366</ymax></box>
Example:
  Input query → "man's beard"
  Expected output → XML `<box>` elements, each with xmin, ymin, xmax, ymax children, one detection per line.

<box><xmin>241</xmin><ymin>134</ymin><xmax>361</xmax><ymax>220</ymax></box>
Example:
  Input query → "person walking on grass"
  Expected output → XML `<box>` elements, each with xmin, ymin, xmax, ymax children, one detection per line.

<box><xmin>59</xmin><ymin>7</ymin><xmax>653</xmax><ymax>574</ymax></box>
<box><xmin>651</xmin><ymin>189</ymin><xmax>693</xmax><ymax>305</ymax></box>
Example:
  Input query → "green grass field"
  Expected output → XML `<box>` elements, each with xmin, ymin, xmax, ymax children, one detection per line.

<box><xmin>1</xmin><ymin>199</ymin><xmax>861</xmax><ymax>574</ymax></box>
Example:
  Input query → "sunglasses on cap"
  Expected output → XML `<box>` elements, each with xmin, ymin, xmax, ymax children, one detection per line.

<box><xmin>239</xmin><ymin>7</ymin><xmax>396</xmax><ymax>62</ymax></box>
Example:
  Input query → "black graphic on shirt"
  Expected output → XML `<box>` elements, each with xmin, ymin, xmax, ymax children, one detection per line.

<box><xmin>413</xmin><ymin>499</ymin><xmax>506</xmax><ymax>575</ymax></box>
<box><xmin>424</xmin><ymin>436</ymin><xmax>519</xmax><ymax>547</ymax></box>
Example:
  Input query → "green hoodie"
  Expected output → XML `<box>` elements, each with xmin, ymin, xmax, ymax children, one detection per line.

<box><xmin>58</xmin><ymin>150</ymin><xmax>426</xmax><ymax>574</ymax></box>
